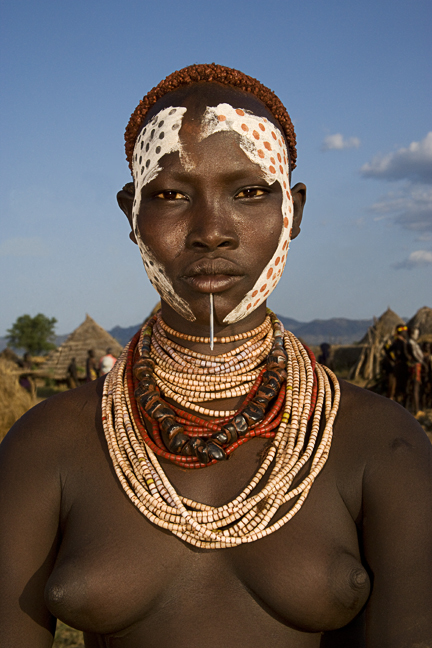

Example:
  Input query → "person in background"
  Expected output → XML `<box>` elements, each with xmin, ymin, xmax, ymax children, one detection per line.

<box><xmin>99</xmin><ymin>348</ymin><xmax>117</xmax><ymax>376</ymax></box>
<box><xmin>385</xmin><ymin>324</ymin><xmax>410</xmax><ymax>404</ymax></box>
<box><xmin>66</xmin><ymin>357</ymin><xmax>79</xmax><ymax>389</ymax></box>
<box><xmin>317</xmin><ymin>342</ymin><xmax>332</xmax><ymax>368</ymax></box>
<box><xmin>85</xmin><ymin>349</ymin><xmax>98</xmax><ymax>382</ymax></box>
<box><xmin>407</xmin><ymin>328</ymin><xmax>425</xmax><ymax>417</ymax></box>
<box><xmin>421</xmin><ymin>342</ymin><xmax>432</xmax><ymax>409</ymax></box>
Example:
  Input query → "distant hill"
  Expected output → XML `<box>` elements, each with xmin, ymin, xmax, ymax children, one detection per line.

<box><xmin>109</xmin><ymin>324</ymin><xmax>142</xmax><ymax>347</ymax></box>
<box><xmin>107</xmin><ymin>316</ymin><xmax>373</xmax><ymax>347</ymax></box>
<box><xmin>279</xmin><ymin>317</ymin><xmax>374</xmax><ymax>345</ymax></box>
<box><xmin>0</xmin><ymin>316</ymin><xmax>377</xmax><ymax>354</ymax></box>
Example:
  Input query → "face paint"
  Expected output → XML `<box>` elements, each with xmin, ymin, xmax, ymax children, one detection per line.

<box><xmin>200</xmin><ymin>104</ymin><xmax>293</xmax><ymax>324</ymax></box>
<box><xmin>132</xmin><ymin>103</ymin><xmax>293</xmax><ymax>326</ymax></box>
<box><xmin>131</xmin><ymin>106</ymin><xmax>196</xmax><ymax>321</ymax></box>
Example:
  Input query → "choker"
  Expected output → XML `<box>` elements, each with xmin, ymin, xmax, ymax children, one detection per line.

<box><xmin>102</xmin><ymin>311</ymin><xmax>340</xmax><ymax>548</ymax></box>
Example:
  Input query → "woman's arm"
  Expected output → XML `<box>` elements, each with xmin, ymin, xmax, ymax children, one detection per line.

<box><xmin>0</xmin><ymin>402</ymin><xmax>63</xmax><ymax>647</ymax></box>
<box><xmin>361</xmin><ymin>399</ymin><xmax>432</xmax><ymax>647</ymax></box>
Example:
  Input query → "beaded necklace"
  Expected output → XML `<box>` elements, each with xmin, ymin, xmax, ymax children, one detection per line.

<box><xmin>102</xmin><ymin>311</ymin><xmax>340</xmax><ymax>548</ymax></box>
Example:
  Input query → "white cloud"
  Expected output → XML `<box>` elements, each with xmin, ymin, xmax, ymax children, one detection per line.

<box><xmin>321</xmin><ymin>133</ymin><xmax>361</xmax><ymax>151</ymax></box>
<box><xmin>361</xmin><ymin>132</ymin><xmax>432</xmax><ymax>184</ymax></box>
<box><xmin>369</xmin><ymin>184</ymin><xmax>432</xmax><ymax>232</ymax></box>
<box><xmin>0</xmin><ymin>236</ymin><xmax>49</xmax><ymax>258</ymax></box>
<box><xmin>393</xmin><ymin>250</ymin><xmax>432</xmax><ymax>270</ymax></box>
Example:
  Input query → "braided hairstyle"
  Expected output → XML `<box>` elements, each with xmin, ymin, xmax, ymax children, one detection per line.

<box><xmin>125</xmin><ymin>63</ymin><xmax>297</xmax><ymax>174</ymax></box>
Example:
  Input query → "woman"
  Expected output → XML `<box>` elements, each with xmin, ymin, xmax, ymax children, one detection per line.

<box><xmin>1</xmin><ymin>64</ymin><xmax>431</xmax><ymax>647</ymax></box>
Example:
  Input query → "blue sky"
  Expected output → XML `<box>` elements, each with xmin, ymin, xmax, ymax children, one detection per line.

<box><xmin>1</xmin><ymin>0</ymin><xmax>431</xmax><ymax>336</ymax></box>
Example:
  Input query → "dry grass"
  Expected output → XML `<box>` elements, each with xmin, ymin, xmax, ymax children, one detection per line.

<box><xmin>53</xmin><ymin>621</ymin><xmax>84</xmax><ymax>647</ymax></box>
<box><xmin>0</xmin><ymin>358</ymin><xmax>35</xmax><ymax>441</ymax></box>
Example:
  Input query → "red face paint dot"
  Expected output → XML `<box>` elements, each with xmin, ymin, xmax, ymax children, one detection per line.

<box><xmin>253</xmin><ymin>130</ymin><xmax>260</xmax><ymax>139</ymax></box>
<box><xmin>252</xmin><ymin>290</ymin><xmax>258</xmax><ymax>297</ymax></box>
<box><xmin>270</xmin><ymin>157</ymin><xmax>276</xmax><ymax>164</ymax></box>
<box><xmin>259</xmin><ymin>123</ymin><xmax>266</xmax><ymax>131</ymax></box>
<box><xmin>286</xmin><ymin>190</ymin><xmax>290</xmax><ymax>198</ymax></box>
<box><xmin>281</xmin><ymin>255</ymin><xmax>286</xmax><ymax>264</ymax></box>
<box><xmin>218</xmin><ymin>115</ymin><xmax>226</xmax><ymax>121</ymax></box>
<box><xmin>253</xmin><ymin>300</ymin><xmax>260</xmax><ymax>307</ymax></box>
<box><xmin>288</xmin><ymin>204</ymin><xmax>292</xmax><ymax>213</ymax></box>
<box><xmin>267</xmin><ymin>267</ymin><xmax>273</xmax><ymax>279</ymax></box>
<box><xmin>258</xmin><ymin>149</ymin><xmax>264</xmax><ymax>158</ymax></box>
<box><xmin>277</xmin><ymin>153</ymin><xmax>282</xmax><ymax>162</ymax></box>
<box><xmin>264</xmin><ymin>290</ymin><xmax>270</xmax><ymax>297</ymax></box>
<box><xmin>236</xmin><ymin>109</ymin><xmax>245</xmax><ymax>116</ymax></box>
<box><xmin>272</xmin><ymin>132</ymin><xmax>277</xmax><ymax>140</ymax></box>
<box><xmin>282</xmin><ymin>240</ymin><xmax>288</xmax><ymax>250</ymax></box>
<box><xmin>275</xmin><ymin>256</ymin><xmax>281</xmax><ymax>266</ymax></box>
<box><xmin>269</xmin><ymin>166</ymin><xmax>276</xmax><ymax>174</ymax></box>
<box><xmin>279</xmin><ymin>165</ymin><xmax>284</xmax><ymax>173</ymax></box>
<box><xmin>278</xmin><ymin>139</ymin><xmax>282</xmax><ymax>147</ymax></box>
<box><xmin>247</xmin><ymin>303</ymin><xmax>252</xmax><ymax>310</ymax></box>
<box><xmin>283</xmin><ymin>180</ymin><xmax>286</xmax><ymax>189</ymax></box>
<box><xmin>289</xmin><ymin>228</ymin><xmax>293</xmax><ymax>238</ymax></box>
<box><xmin>241</xmin><ymin>123</ymin><xmax>249</xmax><ymax>131</ymax></box>
<box><xmin>284</xmin><ymin>217</ymin><xmax>289</xmax><ymax>228</ymax></box>
<box><xmin>264</xmin><ymin>141</ymin><xmax>272</xmax><ymax>150</ymax></box>
<box><xmin>260</xmin><ymin>283</ymin><xmax>267</xmax><ymax>292</ymax></box>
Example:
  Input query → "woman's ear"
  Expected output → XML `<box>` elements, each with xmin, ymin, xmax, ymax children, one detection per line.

<box><xmin>117</xmin><ymin>182</ymin><xmax>137</xmax><ymax>244</ymax></box>
<box><xmin>290</xmin><ymin>183</ymin><xmax>306</xmax><ymax>240</ymax></box>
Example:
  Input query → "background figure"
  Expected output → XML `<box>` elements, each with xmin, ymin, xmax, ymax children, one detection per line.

<box><xmin>407</xmin><ymin>328</ymin><xmax>424</xmax><ymax>417</ymax></box>
<box><xmin>385</xmin><ymin>324</ymin><xmax>410</xmax><ymax>404</ymax></box>
<box><xmin>421</xmin><ymin>342</ymin><xmax>432</xmax><ymax>409</ymax></box>
<box><xmin>99</xmin><ymin>348</ymin><xmax>117</xmax><ymax>376</ymax></box>
<box><xmin>66</xmin><ymin>357</ymin><xmax>79</xmax><ymax>389</ymax></box>
<box><xmin>86</xmin><ymin>349</ymin><xmax>98</xmax><ymax>382</ymax></box>
<box><xmin>318</xmin><ymin>342</ymin><xmax>332</xmax><ymax>368</ymax></box>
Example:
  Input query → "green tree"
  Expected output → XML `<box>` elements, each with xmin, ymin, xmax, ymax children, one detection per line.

<box><xmin>6</xmin><ymin>313</ymin><xmax>57</xmax><ymax>355</ymax></box>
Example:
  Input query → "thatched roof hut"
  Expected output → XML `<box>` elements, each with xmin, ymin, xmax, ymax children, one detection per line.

<box><xmin>351</xmin><ymin>308</ymin><xmax>405</xmax><ymax>381</ymax></box>
<box><xmin>407</xmin><ymin>306</ymin><xmax>432</xmax><ymax>341</ymax></box>
<box><xmin>359</xmin><ymin>307</ymin><xmax>404</xmax><ymax>344</ymax></box>
<box><xmin>40</xmin><ymin>315</ymin><xmax>123</xmax><ymax>380</ymax></box>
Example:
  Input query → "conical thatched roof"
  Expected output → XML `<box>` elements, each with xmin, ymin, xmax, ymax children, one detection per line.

<box><xmin>40</xmin><ymin>315</ymin><xmax>123</xmax><ymax>380</ymax></box>
<box><xmin>359</xmin><ymin>307</ymin><xmax>404</xmax><ymax>344</ymax></box>
<box><xmin>407</xmin><ymin>306</ymin><xmax>432</xmax><ymax>339</ymax></box>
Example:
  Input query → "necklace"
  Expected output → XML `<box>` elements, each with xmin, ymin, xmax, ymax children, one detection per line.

<box><xmin>102</xmin><ymin>311</ymin><xmax>340</xmax><ymax>548</ymax></box>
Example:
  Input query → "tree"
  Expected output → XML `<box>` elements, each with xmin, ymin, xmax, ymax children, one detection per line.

<box><xmin>6</xmin><ymin>313</ymin><xmax>57</xmax><ymax>355</ymax></box>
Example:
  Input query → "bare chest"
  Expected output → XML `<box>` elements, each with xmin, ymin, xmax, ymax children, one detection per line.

<box><xmin>45</xmin><ymin>436</ymin><xmax>370</xmax><ymax>645</ymax></box>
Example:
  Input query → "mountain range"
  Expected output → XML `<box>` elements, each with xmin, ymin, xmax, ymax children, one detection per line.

<box><xmin>0</xmin><ymin>316</ymin><xmax>375</xmax><ymax>355</ymax></box>
<box><xmin>107</xmin><ymin>316</ymin><xmax>374</xmax><ymax>347</ymax></box>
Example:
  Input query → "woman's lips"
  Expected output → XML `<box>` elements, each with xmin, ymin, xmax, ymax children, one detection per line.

<box><xmin>183</xmin><ymin>274</ymin><xmax>242</xmax><ymax>293</ymax></box>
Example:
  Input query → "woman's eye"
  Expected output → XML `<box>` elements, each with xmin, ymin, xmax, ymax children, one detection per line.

<box><xmin>155</xmin><ymin>191</ymin><xmax>186</xmax><ymax>200</ymax></box>
<box><xmin>236</xmin><ymin>188</ymin><xmax>267</xmax><ymax>199</ymax></box>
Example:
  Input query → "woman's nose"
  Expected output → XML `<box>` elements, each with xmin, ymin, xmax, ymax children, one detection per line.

<box><xmin>186</xmin><ymin>199</ymin><xmax>239</xmax><ymax>252</ymax></box>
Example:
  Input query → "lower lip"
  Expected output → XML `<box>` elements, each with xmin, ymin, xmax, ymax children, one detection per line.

<box><xmin>183</xmin><ymin>274</ymin><xmax>242</xmax><ymax>293</ymax></box>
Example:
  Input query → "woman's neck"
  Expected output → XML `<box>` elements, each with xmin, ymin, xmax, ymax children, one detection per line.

<box><xmin>159</xmin><ymin>299</ymin><xmax>269</xmax><ymax>356</ymax></box>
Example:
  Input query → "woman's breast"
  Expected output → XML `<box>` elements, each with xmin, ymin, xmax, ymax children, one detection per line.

<box><xmin>45</xmin><ymin>472</ymin><xmax>370</xmax><ymax>639</ymax></box>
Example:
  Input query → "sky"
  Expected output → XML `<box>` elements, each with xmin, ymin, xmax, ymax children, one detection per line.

<box><xmin>0</xmin><ymin>0</ymin><xmax>431</xmax><ymax>337</ymax></box>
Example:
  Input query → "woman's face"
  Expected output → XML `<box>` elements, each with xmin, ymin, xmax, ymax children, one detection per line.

<box><xmin>135</xmin><ymin>123</ymin><xmax>283</xmax><ymax>328</ymax></box>
<box><xmin>120</xmin><ymin>89</ymin><xmax>306</xmax><ymax>333</ymax></box>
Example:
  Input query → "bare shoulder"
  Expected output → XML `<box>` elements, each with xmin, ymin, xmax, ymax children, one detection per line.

<box><xmin>0</xmin><ymin>377</ymin><xmax>105</xmax><ymax>467</ymax></box>
<box><xmin>335</xmin><ymin>378</ymin><xmax>431</xmax><ymax>456</ymax></box>
<box><xmin>327</xmin><ymin>379</ymin><xmax>431</xmax><ymax>522</ymax></box>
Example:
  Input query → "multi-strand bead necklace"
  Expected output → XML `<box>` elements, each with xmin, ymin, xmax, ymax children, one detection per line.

<box><xmin>102</xmin><ymin>310</ymin><xmax>340</xmax><ymax>548</ymax></box>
